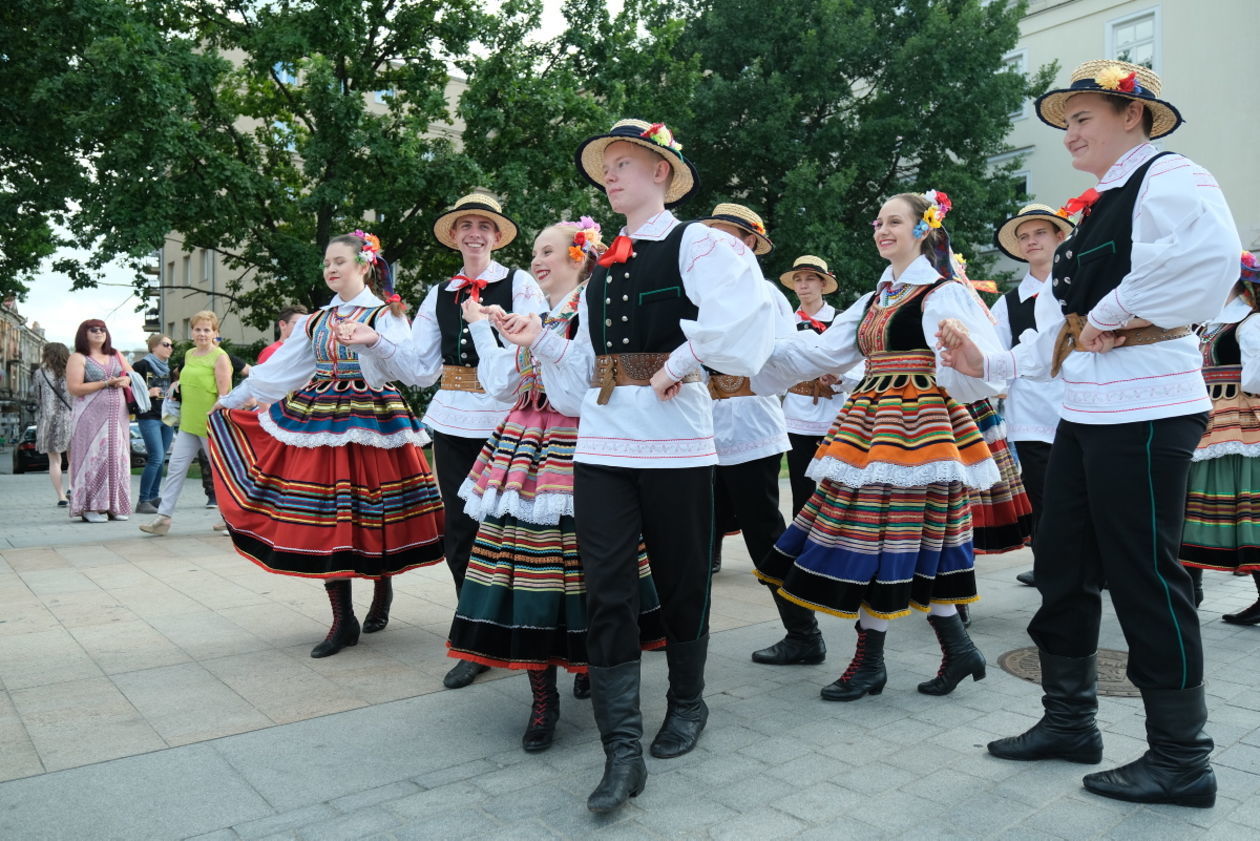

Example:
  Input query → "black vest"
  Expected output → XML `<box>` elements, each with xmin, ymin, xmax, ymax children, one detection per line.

<box><xmin>1003</xmin><ymin>286</ymin><xmax>1038</xmax><ymax>348</ymax></box>
<box><xmin>586</xmin><ymin>223</ymin><xmax>698</xmax><ymax>354</ymax></box>
<box><xmin>1201</xmin><ymin>322</ymin><xmax>1242</xmax><ymax>367</ymax></box>
<box><xmin>860</xmin><ymin>280</ymin><xmax>948</xmax><ymax>353</ymax></box>
<box><xmin>1051</xmin><ymin>152</ymin><xmax>1173</xmax><ymax>315</ymax></box>
<box><xmin>435</xmin><ymin>270</ymin><xmax>517</xmax><ymax>366</ymax></box>
<box><xmin>795</xmin><ymin>311</ymin><xmax>834</xmax><ymax>335</ymax></box>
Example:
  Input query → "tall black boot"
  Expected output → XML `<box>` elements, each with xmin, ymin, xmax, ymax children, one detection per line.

<box><xmin>522</xmin><ymin>666</ymin><xmax>559</xmax><ymax>752</ymax></box>
<box><xmin>751</xmin><ymin>593</ymin><xmax>826</xmax><ymax>665</ymax></box>
<box><xmin>650</xmin><ymin>636</ymin><xmax>709</xmax><ymax>758</ymax></box>
<box><xmin>587</xmin><ymin>661</ymin><xmax>647</xmax><ymax>814</ymax></box>
<box><xmin>363</xmin><ymin>577</ymin><xmax>393</xmax><ymax>633</ymax></box>
<box><xmin>311</xmin><ymin>580</ymin><xmax>360</xmax><ymax>658</ymax></box>
<box><xmin>820</xmin><ymin>622</ymin><xmax>886</xmax><ymax>702</ymax></box>
<box><xmin>1185</xmin><ymin>566</ymin><xmax>1204</xmax><ymax>609</ymax></box>
<box><xmin>917</xmin><ymin>612</ymin><xmax>986</xmax><ymax>695</ymax></box>
<box><xmin>988</xmin><ymin>650</ymin><xmax>1103</xmax><ymax>763</ymax></box>
<box><xmin>1222</xmin><ymin>572</ymin><xmax>1260</xmax><ymax>624</ymax></box>
<box><xmin>1083</xmin><ymin>685</ymin><xmax>1216</xmax><ymax>808</ymax></box>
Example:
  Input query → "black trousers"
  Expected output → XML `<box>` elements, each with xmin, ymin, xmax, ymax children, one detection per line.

<box><xmin>574</xmin><ymin>463</ymin><xmax>714</xmax><ymax>666</ymax></box>
<box><xmin>431</xmin><ymin>430</ymin><xmax>488</xmax><ymax>594</ymax></box>
<box><xmin>785</xmin><ymin>433</ymin><xmax>823</xmax><ymax>516</ymax></box>
<box><xmin>1029</xmin><ymin>415</ymin><xmax>1207</xmax><ymax>690</ymax></box>
<box><xmin>714</xmin><ymin>454</ymin><xmax>787</xmax><ymax>566</ymax></box>
<box><xmin>1012</xmin><ymin>440</ymin><xmax>1052</xmax><ymax>551</ymax></box>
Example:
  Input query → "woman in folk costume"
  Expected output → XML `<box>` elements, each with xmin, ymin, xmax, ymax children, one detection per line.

<box><xmin>447</xmin><ymin>218</ymin><xmax>666</xmax><ymax>752</ymax></box>
<box><xmin>208</xmin><ymin>232</ymin><xmax>445</xmax><ymax>658</ymax></box>
<box><xmin>1182</xmin><ymin>251</ymin><xmax>1260</xmax><ymax>624</ymax></box>
<box><xmin>756</xmin><ymin>190</ymin><xmax>1003</xmax><ymax>702</ymax></box>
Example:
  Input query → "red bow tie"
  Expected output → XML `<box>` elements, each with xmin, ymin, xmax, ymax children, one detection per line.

<box><xmin>796</xmin><ymin>309</ymin><xmax>827</xmax><ymax>332</ymax></box>
<box><xmin>451</xmin><ymin>274</ymin><xmax>488</xmax><ymax>303</ymax></box>
<box><xmin>1059</xmin><ymin>187</ymin><xmax>1101</xmax><ymax>219</ymax></box>
<box><xmin>598</xmin><ymin>235</ymin><xmax>634</xmax><ymax>267</ymax></box>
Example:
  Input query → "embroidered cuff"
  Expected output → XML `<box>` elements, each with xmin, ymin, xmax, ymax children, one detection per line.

<box><xmin>363</xmin><ymin>334</ymin><xmax>397</xmax><ymax>361</ymax></box>
<box><xmin>984</xmin><ymin>350</ymin><xmax>1017</xmax><ymax>383</ymax></box>
<box><xmin>666</xmin><ymin>343</ymin><xmax>701</xmax><ymax>381</ymax></box>
<box><xmin>1087</xmin><ymin>289</ymin><xmax>1133</xmax><ymax>331</ymax></box>
<box><xmin>531</xmin><ymin>329</ymin><xmax>568</xmax><ymax>364</ymax></box>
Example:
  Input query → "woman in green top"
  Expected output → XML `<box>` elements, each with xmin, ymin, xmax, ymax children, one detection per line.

<box><xmin>139</xmin><ymin>310</ymin><xmax>233</xmax><ymax>536</ymax></box>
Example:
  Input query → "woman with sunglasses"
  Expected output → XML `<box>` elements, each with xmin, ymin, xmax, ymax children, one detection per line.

<box><xmin>131</xmin><ymin>334</ymin><xmax>175</xmax><ymax>513</ymax></box>
<box><xmin>65</xmin><ymin>320</ymin><xmax>134</xmax><ymax>523</ymax></box>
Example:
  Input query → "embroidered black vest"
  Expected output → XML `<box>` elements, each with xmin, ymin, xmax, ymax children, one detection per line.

<box><xmin>1199</xmin><ymin>322</ymin><xmax>1242</xmax><ymax>367</ymax></box>
<box><xmin>1003</xmin><ymin>287</ymin><xmax>1038</xmax><ymax>348</ymax></box>
<box><xmin>586</xmin><ymin>223</ymin><xmax>698</xmax><ymax>354</ymax></box>
<box><xmin>1051</xmin><ymin>152</ymin><xmax>1173</xmax><ymax>316</ymax></box>
<box><xmin>858</xmin><ymin>279</ymin><xmax>950</xmax><ymax>354</ymax></box>
<box><xmin>435</xmin><ymin>270</ymin><xmax>517</xmax><ymax>366</ymax></box>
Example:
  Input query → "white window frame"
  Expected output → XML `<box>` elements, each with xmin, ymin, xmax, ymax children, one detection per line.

<box><xmin>273</xmin><ymin>62</ymin><xmax>298</xmax><ymax>86</ymax></box>
<box><xmin>1003</xmin><ymin>48</ymin><xmax>1030</xmax><ymax>121</ymax></box>
<box><xmin>1106</xmin><ymin>6</ymin><xmax>1161</xmax><ymax>71</ymax></box>
<box><xmin>201</xmin><ymin>249</ymin><xmax>214</xmax><ymax>284</ymax></box>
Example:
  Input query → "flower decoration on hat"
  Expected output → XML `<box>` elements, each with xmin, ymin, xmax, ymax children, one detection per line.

<box><xmin>1242</xmin><ymin>251</ymin><xmax>1260</xmax><ymax>283</ymax></box>
<box><xmin>563</xmin><ymin>216</ymin><xmax>605</xmax><ymax>263</ymax></box>
<box><xmin>914</xmin><ymin>190</ymin><xmax>952</xmax><ymax>238</ymax></box>
<box><xmin>352</xmin><ymin>229</ymin><xmax>383</xmax><ymax>265</ymax></box>
<box><xmin>1095</xmin><ymin>65</ymin><xmax>1141</xmax><ymax>94</ymax></box>
<box><xmin>640</xmin><ymin>123</ymin><xmax>683</xmax><ymax>154</ymax></box>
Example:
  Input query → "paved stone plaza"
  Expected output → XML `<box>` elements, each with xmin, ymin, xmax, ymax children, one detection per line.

<box><xmin>1</xmin><ymin>462</ymin><xmax>1259</xmax><ymax>840</ymax></box>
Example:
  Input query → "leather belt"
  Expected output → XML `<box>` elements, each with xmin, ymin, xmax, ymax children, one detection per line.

<box><xmin>1050</xmin><ymin>313</ymin><xmax>1192</xmax><ymax>377</ymax></box>
<box><xmin>441</xmin><ymin>364</ymin><xmax>485</xmax><ymax>393</ymax></box>
<box><xmin>707</xmin><ymin>374</ymin><xmax>756</xmax><ymax>400</ymax></box>
<box><xmin>787</xmin><ymin>378</ymin><xmax>834</xmax><ymax>405</ymax></box>
<box><xmin>592</xmin><ymin>353</ymin><xmax>702</xmax><ymax>405</ymax></box>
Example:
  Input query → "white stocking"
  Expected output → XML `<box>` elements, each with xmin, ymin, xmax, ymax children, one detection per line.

<box><xmin>857</xmin><ymin>608</ymin><xmax>889</xmax><ymax>632</ymax></box>
<box><xmin>930</xmin><ymin>603</ymin><xmax>958</xmax><ymax>617</ymax></box>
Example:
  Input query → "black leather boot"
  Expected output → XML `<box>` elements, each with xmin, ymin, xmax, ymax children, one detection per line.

<box><xmin>1185</xmin><ymin>566</ymin><xmax>1204</xmax><ymax>609</ymax></box>
<box><xmin>443</xmin><ymin>659</ymin><xmax>489</xmax><ymax>689</ymax></box>
<box><xmin>573</xmin><ymin>672</ymin><xmax>591</xmax><ymax>699</ymax></box>
<box><xmin>1083</xmin><ymin>685</ymin><xmax>1216</xmax><ymax>808</ymax></box>
<box><xmin>988</xmin><ymin>650</ymin><xmax>1103</xmax><ymax>763</ymax></box>
<box><xmin>522</xmin><ymin>667</ymin><xmax>559</xmax><ymax>752</ymax></box>
<box><xmin>918</xmin><ymin>612</ymin><xmax>986</xmax><ymax>695</ymax></box>
<box><xmin>587</xmin><ymin>660</ymin><xmax>647</xmax><ymax>813</ymax></box>
<box><xmin>311</xmin><ymin>580</ymin><xmax>360</xmax><ymax>658</ymax></box>
<box><xmin>1223</xmin><ymin>572</ymin><xmax>1260</xmax><ymax>624</ymax></box>
<box><xmin>1016</xmin><ymin>569</ymin><xmax>1036</xmax><ymax>587</ymax></box>
<box><xmin>362</xmin><ymin>577</ymin><xmax>393</xmax><ymax>633</ymax></box>
<box><xmin>650</xmin><ymin>636</ymin><xmax>709</xmax><ymax>758</ymax></box>
<box><xmin>820</xmin><ymin>622</ymin><xmax>886</xmax><ymax>702</ymax></box>
<box><xmin>752</xmin><ymin>593</ymin><xmax>826</xmax><ymax>665</ymax></box>
<box><xmin>956</xmin><ymin>603</ymin><xmax>971</xmax><ymax>628</ymax></box>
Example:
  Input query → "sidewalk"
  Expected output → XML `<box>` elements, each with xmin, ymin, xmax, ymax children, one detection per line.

<box><xmin>1</xmin><ymin>467</ymin><xmax>1259</xmax><ymax>840</ymax></box>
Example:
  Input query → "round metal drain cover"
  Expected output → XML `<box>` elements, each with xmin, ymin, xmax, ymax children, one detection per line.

<box><xmin>997</xmin><ymin>647</ymin><xmax>1139</xmax><ymax>697</ymax></box>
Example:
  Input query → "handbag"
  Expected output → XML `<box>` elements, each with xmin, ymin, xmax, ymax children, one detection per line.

<box><xmin>161</xmin><ymin>384</ymin><xmax>181</xmax><ymax>427</ymax></box>
<box><xmin>116</xmin><ymin>352</ymin><xmax>151</xmax><ymax>414</ymax></box>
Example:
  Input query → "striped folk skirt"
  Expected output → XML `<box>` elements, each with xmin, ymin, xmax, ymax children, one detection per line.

<box><xmin>756</xmin><ymin>351</ymin><xmax>998</xmax><ymax>619</ymax></box>
<box><xmin>448</xmin><ymin>394</ymin><xmax>665</xmax><ymax>671</ymax></box>
<box><xmin>207</xmin><ymin>379</ymin><xmax>445</xmax><ymax>579</ymax></box>
<box><xmin>966</xmin><ymin>398</ymin><xmax>1033</xmax><ymax>555</ymax></box>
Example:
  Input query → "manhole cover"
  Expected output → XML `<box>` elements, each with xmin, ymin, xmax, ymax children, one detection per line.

<box><xmin>997</xmin><ymin>647</ymin><xmax>1139</xmax><ymax>697</ymax></box>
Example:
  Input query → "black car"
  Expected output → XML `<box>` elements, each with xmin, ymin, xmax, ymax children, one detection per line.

<box><xmin>129</xmin><ymin>422</ymin><xmax>147</xmax><ymax>468</ymax></box>
<box><xmin>12</xmin><ymin>425</ymin><xmax>70</xmax><ymax>473</ymax></box>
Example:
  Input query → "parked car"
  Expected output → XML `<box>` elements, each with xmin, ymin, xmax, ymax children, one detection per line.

<box><xmin>12</xmin><ymin>426</ymin><xmax>51</xmax><ymax>473</ymax></box>
<box><xmin>129</xmin><ymin>422</ymin><xmax>147</xmax><ymax>469</ymax></box>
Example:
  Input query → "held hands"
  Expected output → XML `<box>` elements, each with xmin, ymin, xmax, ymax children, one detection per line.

<box><xmin>461</xmin><ymin>298</ymin><xmax>486</xmax><ymax>324</ymax></box>
<box><xmin>650</xmin><ymin>367</ymin><xmax>682</xmax><ymax>402</ymax></box>
<box><xmin>337</xmin><ymin>321</ymin><xmax>379</xmax><ymax>346</ymax></box>
<box><xmin>935</xmin><ymin>319</ymin><xmax>985</xmax><ymax>378</ymax></box>
<box><xmin>110</xmin><ymin>375</ymin><xmax>129</xmax><ymax>389</ymax></box>
<box><xmin>1076</xmin><ymin>322</ymin><xmax>1127</xmax><ymax>353</ymax></box>
<box><xmin>495</xmin><ymin>312</ymin><xmax>543</xmax><ymax>347</ymax></box>
<box><xmin>818</xmin><ymin>373</ymin><xmax>839</xmax><ymax>387</ymax></box>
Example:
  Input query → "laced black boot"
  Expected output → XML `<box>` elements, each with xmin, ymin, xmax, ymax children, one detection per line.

<box><xmin>587</xmin><ymin>661</ymin><xmax>646</xmax><ymax>813</ymax></box>
<box><xmin>1222</xmin><ymin>572</ymin><xmax>1260</xmax><ymax>624</ymax></box>
<box><xmin>573</xmin><ymin>672</ymin><xmax>591</xmax><ymax>699</ymax></box>
<box><xmin>1186</xmin><ymin>566</ymin><xmax>1204</xmax><ymax>609</ymax></box>
<box><xmin>362</xmin><ymin>577</ymin><xmax>393</xmax><ymax>633</ymax></box>
<box><xmin>820</xmin><ymin>622</ymin><xmax>886</xmax><ymax>702</ymax></box>
<box><xmin>649</xmin><ymin>636</ymin><xmax>709</xmax><ymax>758</ymax></box>
<box><xmin>522</xmin><ymin>667</ymin><xmax>560</xmax><ymax>752</ymax></box>
<box><xmin>751</xmin><ymin>593</ymin><xmax>826</xmax><ymax>665</ymax></box>
<box><xmin>917</xmin><ymin>612</ymin><xmax>986</xmax><ymax>695</ymax></box>
<box><xmin>988</xmin><ymin>650</ymin><xmax>1103</xmax><ymax>763</ymax></box>
<box><xmin>311</xmin><ymin>580</ymin><xmax>360</xmax><ymax>658</ymax></box>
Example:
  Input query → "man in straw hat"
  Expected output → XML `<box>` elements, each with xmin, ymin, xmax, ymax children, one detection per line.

<box><xmin>498</xmin><ymin>119</ymin><xmax>775</xmax><ymax>813</ymax></box>
<box><xmin>991</xmin><ymin>204</ymin><xmax>1074</xmax><ymax>589</ymax></box>
<box><xmin>344</xmin><ymin>191</ymin><xmax>546</xmax><ymax>690</ymax></box>
<box><xmin>940</xmin><ymin>59</ymin><xmax>1240</xmax><ymax>807</ymax></box>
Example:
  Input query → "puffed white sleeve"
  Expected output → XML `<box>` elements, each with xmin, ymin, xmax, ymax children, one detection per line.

<box><xmin>991</xmin><ymin>294</ymin><xmax>1013</xmax><ymax>352</ymax></box>
<box><xmin>530</xmin><ymin>295</ymin><xmax>595</xmax><ymax>418</ymax></box>
<box><xmin>985</xmin><ymin>284</ymin><xmax>1067</xmax><ymax>384</ymax></box>
<box><xmin>357</xmin><ymin>309</ymin><xmax>416</xmax><ymax>389</ymax></box>
<box><xmin>922</xmin><ymin>281</ymin><xmax>1007</xmax><ymax>402</ymax></box>
<box><xmin>1238</xmin><ymin>315</ymin><xmax>1260</xmax><ymax>395</ymax></box>
<box><xmin>662</xmin><ymin>227</ymin><xmax>775</xmax><ymax>380</ymax></box>
<box><xmin>749</xmin><ymin>285</ymin><xmax>805</xmax><ymax>396</ymax></box>
<box><xmin>221</xmin><ymin>314</ymin><xmax>317</xmax><ymax>407</ymax></box>
<box><xmin>357</xmin><ymin>285</ymin><xmax>443</xmax><ymax>388</ymax></box>
<box><xmin>512</xmin><ymin>270</ymin><xmax>550</xmax><ymax>315</ymax></box>
<box><xmin>469</xmin><ymin>320</ymin><xmax>522</xmax><ymax>402</ymax></box>
<box><xmin>751</xmin><ymin>293</ymin><xmax>869</xmax><ymax>394</ymax></box>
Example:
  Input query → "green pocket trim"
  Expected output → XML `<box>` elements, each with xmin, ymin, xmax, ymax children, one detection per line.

<box><xmin>639</xmin><ymin>286</ymin><xmax>682</xmax><ymax>305</ymax></box>
<box><xmin>1077</xmin><ymin>241</ymin><xmax>1116</xmax><ymax>262</ymax></box>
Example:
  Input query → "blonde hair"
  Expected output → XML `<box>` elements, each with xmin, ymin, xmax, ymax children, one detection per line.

<box><xmin>543</xmin><ymin>223</ymin><xmax>602</xmax><ymax>281</ymax></box>
<box><xmin>190</xmin><ymin>310</ymin><xmax>220</xmax><ymax>331</ymax></box>
<box><xmin>145</xmin><ymin>333</ymin><xmax>167</xmax><ymax>351</ymax></box>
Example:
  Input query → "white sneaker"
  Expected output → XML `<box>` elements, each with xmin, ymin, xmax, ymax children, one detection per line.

<box><xmin>82</xmin><ymin>512</ymin><xmax>107</xmax><ymax>523</ymax></box>
<box><xmin>110</xmin><ymin>513</ymin><xmax>129</xmax><ymax>521</ymax></box>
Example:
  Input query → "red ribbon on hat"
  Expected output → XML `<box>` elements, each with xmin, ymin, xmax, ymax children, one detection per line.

<box><xmin>451</xmin><ymin>274</ymin><xmax>488</xmax><ymax>303</ymax></box>
<box><xmin>1058</xmin><ymin>188</ymin><xmax>1101</xmax><ymax>219</ymax></box>
<box><xmin>598</xmin><ymin>235</ymin><xmax>634</xmax><ymax>268</ymax></box>
<box><xmin>795</xmin><ymin>309</ymin><xmax>828</xmax><ymax>333</ymax></box>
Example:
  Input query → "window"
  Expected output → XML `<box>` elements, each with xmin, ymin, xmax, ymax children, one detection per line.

<box><xmin>273</xmin><ymin>62</ymin><xmax>298</xmax><ymax>86</ymax></box>
<box><xmin>201</xmin><ymin>249</ymin><xmax>214</xmax><ymax>284</ymax></box>
<box><xmin>166</xmin><ymin>261</ymin><xmax>175</xmax><ymax>286</ymax></box>
<box><xmin>181</xmin><ymin>318</ymin><xmax>190</xmax><ymax>340</ymax></box>
<box><xmin>373</xmin><ymin>89</ymin><xmax>393</xmax><ymax>105</ymax></box>
<box><xmin>167</xmin><ymin>321</ymin><xmax>175</xmax><ymax>338</ymax></box>
<box><xmin>1108</xmin><ymin>8</ymin><xmax>1160</xmax><ymax>70</ymax></box>
<box><xmin>182</xmin><ymin>255</ymin><xmax>191</xmax><ymax>287</ymax></box>
<box><xmin>1003</xmin><ymin>49</ymin><xmax>1029</xmax><ymax>121</ymax></box>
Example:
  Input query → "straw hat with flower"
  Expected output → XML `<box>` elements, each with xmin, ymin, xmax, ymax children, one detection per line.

<box><xmin>1035</xmin><ymin>59</ymin><xmax>1182</xmax><ymax>139</ymax></box>
<box><xmin>575</xmin><ymin>119</ymin><xmax>699</xmax><ymax>208</ymax></box>
<box><xmin>432</xmin><ymin>193</ymin><xmax>519</xmax><ymax>252</ymax></box>
<box><xmin>994</xmin><ymin>204</ymin><xmax>1076</xmax><ymax>262</ymax></box>
<box><xmin>699</xmin><ymin>203</ymin><xmax>774</xmax><ymax>256</ymax></box>
<box><xmin>779</xmin><ymin>255</ymin><xmax>838</xmax><ymax>295</ymax></box>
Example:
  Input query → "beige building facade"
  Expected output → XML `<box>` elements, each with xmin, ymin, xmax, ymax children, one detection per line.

<box><xmin>992</xmin><ymin>0</ymin><xmax>1256</xmax><ymax>273</ymax></box>
<box><xmin>0</xmin><ymin>301</ymin><xmax>48</xmax><ymax>442</ymax></box>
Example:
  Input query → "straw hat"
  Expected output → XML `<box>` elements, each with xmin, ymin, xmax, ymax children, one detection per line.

<box><xmin>699</xmin><ymin>203</ymin><xmax>774</xmax><ymax>256</ymax></box>
<box><xmin>432</xmin><ymin>193</ymin><xmax>518</xmax><ymax>252</ymax></box>
<box><xmin>994</xmin><ymin>204</ymin><xmax>1076</xmax><ymax>262</ymax></box>
<box><xmin>575</xmin><ymin>119</ymin><xmax>699</xmax><ymax>208</ymax></box>
<box><xmin>779</xmin><ymin>256</ymin><xmax>837</xmax><ymax>295</ymax></box>
<box><xmin>1035</xmin><ymin>59</ymin><xmax>1182</xmax><ymax>139</ymax></box>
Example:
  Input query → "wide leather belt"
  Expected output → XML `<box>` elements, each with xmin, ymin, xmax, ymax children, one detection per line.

<box><xmin>441</xmin><ymin>364</ymin><xmax>485</xmax><ymax>393</ymax></box>
<box><xmin>1050</xmin><ymin>313</ymin><xmax>1192</xmax><ymax>376</ymax></box>
<box><xmin>787</xmin><ymin>378</ymin><xmax>834</xmax><ymax>405</ymax></box>
<box><xmin>592</xmin><ymin>353</ymin><xmax>702</xmax><ymax>405</ymax></box>
<box><xmin>708</xmin><ymin>374</ymin><xmax>756</xmax><ymax>400</ymax></box>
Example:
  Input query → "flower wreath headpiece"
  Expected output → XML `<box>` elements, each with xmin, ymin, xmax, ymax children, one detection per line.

<box><xmin>914</xmin><ymin>190</ymin><xmax>952</xmax><ymax>238</ymax></box>
<box><xmin>1241</xmin><ymin>251</ymin><xmax>1259</xmax><ymax>284</ymax></box>
<box><xmin>562</xmin><ymin>216</ymin><xmax>606</xmax><ymax>263</ymax></box>
<box><xmin>351</xmin><ymin>229</ymin><xmax>402</xmax><ymax>306</ymax></box>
